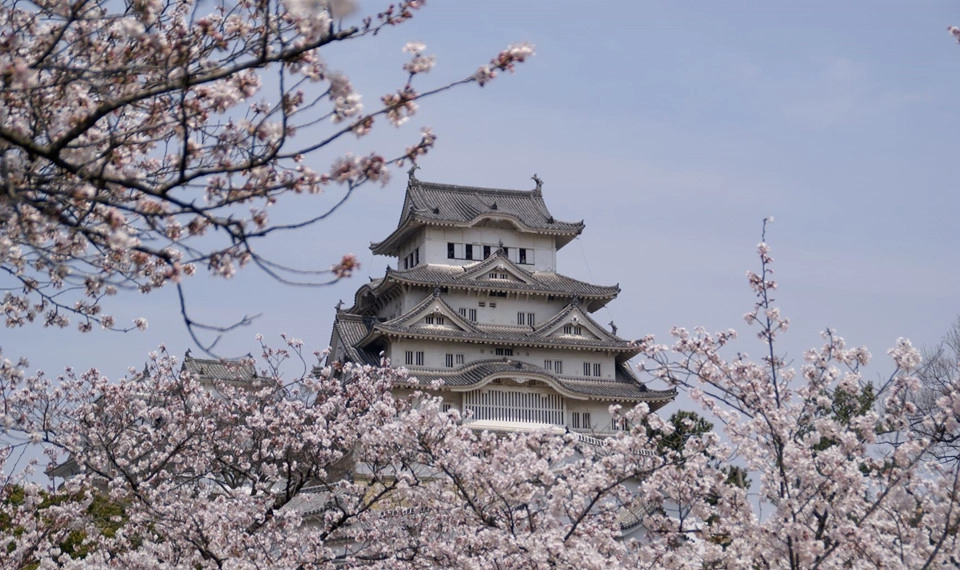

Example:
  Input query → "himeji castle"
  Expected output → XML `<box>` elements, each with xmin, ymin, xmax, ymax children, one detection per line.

<box><xmin>327</xmin><ymin>171</ymin><xmax>675</xmax><ymax>434</ymax></box>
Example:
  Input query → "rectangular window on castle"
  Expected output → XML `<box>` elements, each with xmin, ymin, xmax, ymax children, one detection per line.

<box><xmin>571</xmin><ymin>411</ymin><xmax>591</xmax><ymax>430</ymax></box>
<box><xmin>414</xmin><ymin>247</ymin><xmax>419</xmax><ymax>265</ymax></box>
<box><xmin>445</xmin><ymin>354</ymin><xmax>454</xmax><ymax>368</ymax></box>
<box><xmin>468</xmin><ymin>309</ymin><xmax>477</xmax><ymax>322</ymax></box>
<box><xmin>555</xmin><ymin>360</ymin><xmax>563</xmax><ymax>374</ymax></box>
<box><xmin>455</xmin><ymin>354</ymin><xmax>465</xmax><ymax>365</ymax></box>
<box><xmin>405</xmin><ymin>351</ymin><xmax>413</xmax><ymax>366</ymax></box>
<box><xmin>465</xmin><ymin>244</ymin><xmax>474</xmax><ymax>260</ymax></box>
<box><xmin>517</xmin><ymin>312</ymin><xmax>525</xmax><ymax>326</ymax></box>
<box><xmin>544</xmin><ymin>360</ymin><xmax>553</xmax><ymax>371</ymax></box>
<box><xmin>527</xmin><ymin>313</ymin><xmax>535</xmax><ymax>326</ymax></box>
<box><xmin>425</xmin><ymin>315</ymin><xmax>434</xmax><ymax>325</ymax></box>
<box><xmin>415</xmin><ymin>351</ymin><xmax>424</xmax><ymax>366</ymax></box>
<box><xmin>436</xmin><ymin>316</ymin><xmax>445</xmax><ymax>325</ymax></box>
<box><xmin>495</xmin><ymin>348</ymin><xmax>513</xmax><ymax>356</ymax></box>
<box><xmin>593</xmin><ymin>363</ymin><xmax>601</xmax><ymax>376</ymax></box>
<box><xmin>447</xmin><ymin>242</ymin><xmax>455</xmax><ymax>259</ymax></box>
<box><xmin>583</xmin><ymin>362</ymin><xmax>590</xmax><ymax>376</ymax></box>
<box><xmin>483</xmin><ymin>245</ymin><xmax>491</xmax><ymax>259</ymax></box>
<box><xmin>459</xmin><ymin>308</ymin><xmax>467</xmax><ymax>318</ymax></box>
<box><xmin>519</xmin><ymin>248</ymin><xmax>529</xmax><ymax>264</ymax></box>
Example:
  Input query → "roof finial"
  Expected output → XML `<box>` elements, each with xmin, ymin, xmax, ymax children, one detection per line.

<box><xmin>335</xmin><ymin>299</ymin><xmax>344</xmax><ymax>311</ymax></box>
<box><xmin>609</xmin><ymin>321</ymin><xmax>618</xmax><ymax>335</ymax></box>
<box><xmin>407</xmin><ymin>163</ymin><xmax>420</xmax><ymax>181</ymax></box>
<box><xmin>497</xmin><ymin>240</ymin><xmax>506</xmax><ymax>256</ymax></box>
<box><xmin>531</xmin><ymin>173</ymin><xmax>543</xmax><ymax>195</ymax></box>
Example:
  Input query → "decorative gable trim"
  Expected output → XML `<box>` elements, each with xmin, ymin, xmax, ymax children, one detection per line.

<box><xmin>535</xmin><ymin>302</ymin><xmax>622</xmax><ymax>343</ymax></box>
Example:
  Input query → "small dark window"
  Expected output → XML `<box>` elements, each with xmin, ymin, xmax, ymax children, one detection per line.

<box><xmin>445</xmin><ymin>354</ymin><xmax>454</xmax><ymax>367</ymax></box>
<box><xmin>483</xmin><ymin>245</ymin><xmax>491</xmax><ymax>259</ymax></box>
<box><xmin>455</xmin><ymin>354</ymin><xmax>465</xmax><ymax>364</ymax></box>
<box><xmin>415</xmin><ymin>351</ymin><xmax>424</xmax><ymax>366</ymax></box>
<box><xmin>495</xmin><ymin>348</ymin><xmax>514</xmax><ymax>356</ymax></box>
<box><xmin>447</xmin><ymin>242</ymin><xmax>455</xmax><ymax>259</ymax></box>
<box><xmin>517</xmin><ymin>312</ymin><xmax>525</xmax><ymax>326</ymax></box>
<box><xmin>468</xmin><ymin>309</ymin><xmax>477</xmax><ymax>322</ymax></box>
<box><xmin>519</xmin><ymin>248</ymin><xmax>527</xmax><ymax>264</ymax></box>
<box><xmin>405</xmin><ymin>351</ymin><xmax>413</xmax><ymax>365</ymax></box>
<box><xmin>414</xmin><ymin>247</ymin><xmax>419</xmax><ymax>265</ymax></box>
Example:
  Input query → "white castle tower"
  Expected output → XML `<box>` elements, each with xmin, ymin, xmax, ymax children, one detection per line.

<box><xmin>327</xmin><ymin>171</ymin><xmax>675</xmax><ymax>433</ymax></box>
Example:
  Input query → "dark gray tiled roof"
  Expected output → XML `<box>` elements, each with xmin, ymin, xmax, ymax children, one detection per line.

<box><xmin>363</xmin><ymin>295</ymin><xmax>639</xmax><ymax>355</ymax></box>
<box><xmin>399</xmin><ymin>359</ymin><xmax>676</xmax><ymax>403</ymax></box>
<box><xmin>396</xmin><ymin>255</ymin><xmax>616</xmax><ymax>297</ymax></box>
<box><xmin>331</xmin><ymin>314</ymin><xmax>382</xmax><ymax>366</ymax></box>
<box><xmin>182</xmin><ymin>356</ymin><xmax>257</xmax><ymax>383</ymax></box>
<box><xmin>351</xmin><ymin>253</ymin><xmax>619</xmax><ymax>314</ymax></box>
<box><xmin>371</xmin><ymin>178</ymin><xmax>584</xmax><ymax>255</ymax></box>
<box><xmin>369</xmin><ymin>320</ymin><xmax>642</xmax><ymax>355</ymax></box>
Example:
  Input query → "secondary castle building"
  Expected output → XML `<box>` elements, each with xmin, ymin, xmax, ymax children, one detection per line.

<box><xmin>327</xmin><ymin>172</ymin><xmax>675</xmax><ymax>434</ymax></box>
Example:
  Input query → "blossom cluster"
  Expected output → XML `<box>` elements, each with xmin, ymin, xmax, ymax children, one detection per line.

<box><xmin>0</xmin><ymin>0</ymin><xmax>533</xmax><ymax>342</ymax></box>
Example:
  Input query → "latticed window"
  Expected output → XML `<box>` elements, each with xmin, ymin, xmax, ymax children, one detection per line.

<box><xmin>405</xmin><ymin>351</ymin><xmax>413</xmax><ymax>365</ymax></box>
<box><xmin>571</xmin><ymin>411</ymin><xmax>591</xmax><ymax>430</ymax></box>
<box><xmin>495</xmin><ymin>348</ymin><xmax>513</xmax><ymax>356</ymax></box>
<box><xmin>464</xmin><ymin>388</ymin><xmax>564</xmax><ymax>426</ymax></box>
<box><xmin>445</xmin><ymin>354</ymin><xmax>454</xmax><ymax>368</ymax></box>
<box><xmin>415</xmin><ymin>351</ymin><xmax>424</xmax><ymax>366</ymax></box>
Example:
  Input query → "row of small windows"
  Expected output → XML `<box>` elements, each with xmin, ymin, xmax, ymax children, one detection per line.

<box><xmin>517</xmin><ymin>312</ymin><xmax>536</xmax><ymax>326</ymax></box>
<box><xmin>458</xmin><ymin>307</ymin><xmax>478</xmax><ymax>321</ymax></box>
<box><xmin>571</xmin><ymin>411</ymin><xmax>591</xmax><ymax>429</ymax></box>
<box><xmin>401</xmin><ymin>247</ymin><xmax>420</xmax><ymax>269</ymax></box>
<box><xmin>445</xmin><ymin>353</ymin><xmax>466</xmax><ymax>367</ymax></box>
<box><xmin>425</xmin><ymin>315</ymin><xmax>445</xmax><ymax>325</ymax></box>
<box><xmin>405</xmin><ymin>351</ymin><xmax>593</xmax><ymax>378</ymax></box>
<box><xmin>544</xmin><ymin>359</ymin><xmax>563</xmax><ymax>374</ymax></box>
<box><xmin>562</xmin><ymin>324</ymin><xmax>583</xmax><ymax>335</ymax></box>
<box><xmin>447</xmin><ymin>243</ymin><xmax>534</xmax><ymax>265</ymax></box>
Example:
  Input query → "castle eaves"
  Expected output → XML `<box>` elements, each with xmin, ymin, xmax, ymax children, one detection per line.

<box><xmin>371</xmin><ymin>179</ymin><xmax>584</xmax><ymax>256</ymax></box>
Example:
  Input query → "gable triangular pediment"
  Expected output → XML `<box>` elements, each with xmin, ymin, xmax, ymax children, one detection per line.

<box><xmin>459</xmin><ymin>252</ymin><xmax>535</xmax><ymax>285</ymax></box>
<box><xmin>535</xmin><ymin>303</ymin><xmax>619</xmax><ymax>342</ymax></box>
<box><xmin>388</xmin><ymin>293</ymin><xmax>477</xmax><ymax>333</ymax></box>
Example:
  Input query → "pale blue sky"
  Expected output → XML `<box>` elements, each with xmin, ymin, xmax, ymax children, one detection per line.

<box><xmin>5</xmin><ymin>2</ymin><xmax>960</xmax><ymax>417</ymax></box>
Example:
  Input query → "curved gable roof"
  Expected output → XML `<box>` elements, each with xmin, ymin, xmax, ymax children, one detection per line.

<box><xmin>371</xmin><ymin>178</ymin><xmax>584</xmax><ymax>256</ymax></box>
<box><xmin>348</xmin><ymin>256</ymin><xmax>620</xmax><ymax>315</ymax></box>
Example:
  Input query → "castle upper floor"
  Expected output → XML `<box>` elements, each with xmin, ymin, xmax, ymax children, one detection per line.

<box><xmin>370</xmin><ymin>174</ymin><xmax>583</xmax><ymax>272</ymax></box>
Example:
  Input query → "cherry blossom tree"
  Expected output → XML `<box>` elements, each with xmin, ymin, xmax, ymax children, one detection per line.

<box><xmin>2</xmin><ymin>227</ymin><xmax>960</xmax><ymax>568</ymax></box>
<box><xmin>0</xmin><ymin>0</ymin><xmax>533</xmax><ymax>346</ymax></box>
